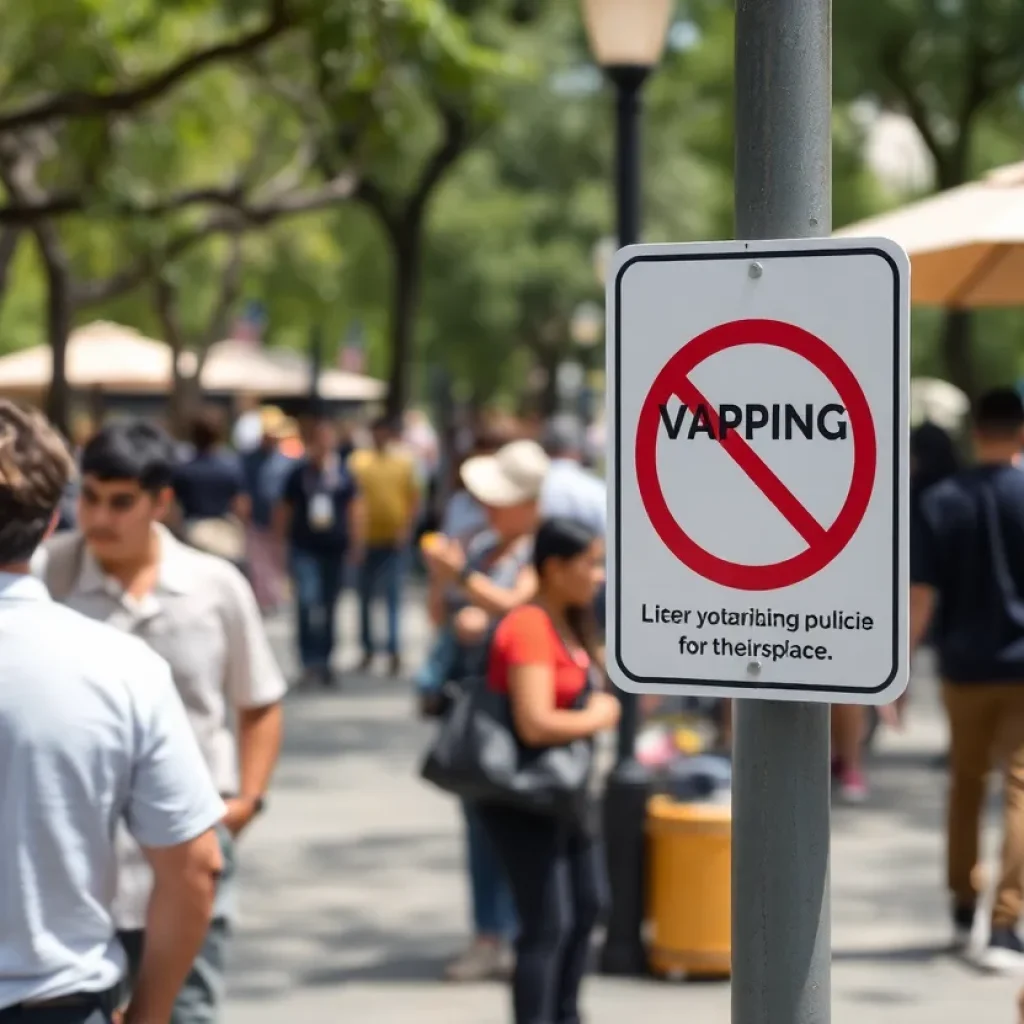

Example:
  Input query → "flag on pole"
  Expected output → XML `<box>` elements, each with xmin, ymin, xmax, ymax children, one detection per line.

<box><xmin>231</xmin><ymin>300</ymin><xmax>268</xmax><ymax>346</ymax></box>
<box><xmin>338</xmin><ymin>320</ymin><xmax>367</xmax><ymax>374</ymax></box>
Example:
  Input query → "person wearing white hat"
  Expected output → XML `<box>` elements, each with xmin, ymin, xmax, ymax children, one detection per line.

<box><xmin>421</xmin><ymin>438</ymin><xmax>551</xmax><ymax>982</ymax></box>
<box><xmin>458</xmin><ymin>439</ymin><xmax>551</xmax><ymax>514</ymax></box>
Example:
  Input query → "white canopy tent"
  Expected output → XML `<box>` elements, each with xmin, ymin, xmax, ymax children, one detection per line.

<box><xmin>0</xmin><ymin>323</ymin><xmax>386</xmax><ymax>403</ymax></box>
<box><xmin>0</xmin><ymin>322</ymin><xmax>173</xmax><ymax>395</ymax></box>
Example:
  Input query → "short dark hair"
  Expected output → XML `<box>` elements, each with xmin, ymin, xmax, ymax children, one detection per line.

<box><xmin>371</xmin><ymin>415</ymin><xmax>397</xmax><ymax>434</ymax></box>
<box><xmin>81</xmin><ymin>419</ymin><xmax>177</xmax><ymax>492</ymax></box>
<box><xmin>0</xmin><ymin>401</ymin><xmax>74</xmax><ymax>564</ymax></box>
<box><xmin>189</xmin><ymin>408</ymin><xmax>223</xmax><ymax>453</ymax></box>
<box><xmin>542</xmin><ymin>416</ymin><xmax>584</xmax><ymax>458</ymax></box>
<box><xmin>973</xmin><ymin>388</ymin><xmax>1024</xmax><ymax>438</ymax></box>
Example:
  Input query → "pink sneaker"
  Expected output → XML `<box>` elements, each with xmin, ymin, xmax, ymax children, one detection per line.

<box><xmin>839</xmin><ymin>767</ymin><xmax>868</xmax><ymax>804</ymax></box>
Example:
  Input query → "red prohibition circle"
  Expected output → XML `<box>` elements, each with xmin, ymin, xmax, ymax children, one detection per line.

<box><xmin>635</xmin><ymin>318</ymin><xmax>877</xmax><ymax>591</ymax></box>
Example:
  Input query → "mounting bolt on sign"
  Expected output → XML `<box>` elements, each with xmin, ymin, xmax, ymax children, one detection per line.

<box><xmin>605</xmin><ymin>237</ymin><xmax>911</xmax><ymax>706</ymax></box>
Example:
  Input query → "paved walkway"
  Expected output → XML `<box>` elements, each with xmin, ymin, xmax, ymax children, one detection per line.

<box><xmin>224</xmin><ymin>594</ymin><xmax>1022</xmax><ymax>1023</ymax></box>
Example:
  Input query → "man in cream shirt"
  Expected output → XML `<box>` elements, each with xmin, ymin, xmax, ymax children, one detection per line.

<box><xmin>36</xmin><ymin>419</ymin><xmax>287</xmax><ymax>1024</ymax></box>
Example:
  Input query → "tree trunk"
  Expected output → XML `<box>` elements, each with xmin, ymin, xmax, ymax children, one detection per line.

<box><xmin>385</xmin><ymin>224</ymin><xmax>422</xmax><ymax>421</ymax></box>
<box><xmin>538</xmin><ymin>348</ymin><xmax>560</xmax><ymax>419</ymax></box>
<box><xmin>0</xmin><ymin>227</ymin><xmax>21</xmax><ymax>321</ymax></box>
<box><xmin>39</xmin><ymin>240</ymin><xmax>73</xmax><ymax>434</ymax></box>
<box><xmin>941</xmin><ymin>310</ymin><xmax>974</xmax><ymax>400</ymax></box>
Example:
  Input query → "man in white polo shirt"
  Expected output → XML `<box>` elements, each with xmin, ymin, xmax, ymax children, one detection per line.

<box><xmin>36</xmin><ymin>419</ymin><xmax>287</xmax><ymax>1024</ymax></box>
<box><xmin>0</xmin><ymin>400</ymin><xmax>225</xmax><ymax>1024</ymax></box>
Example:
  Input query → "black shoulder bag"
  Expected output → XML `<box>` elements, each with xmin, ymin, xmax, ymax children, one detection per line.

<box><xmin>419</xmin><ymin>622</ymin><xmax>594</xmax><ymax>826</ymax></box>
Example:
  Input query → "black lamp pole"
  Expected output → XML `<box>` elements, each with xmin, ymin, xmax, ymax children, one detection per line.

<box><xmin>307</xmin><ymin>323</ymin><xmax>324</xmax><ymax>413</ymax></box>
<box><xmin>599</xmin><ymin>62</ymin><xmax>655</xmax><ymax>977</ymax></box>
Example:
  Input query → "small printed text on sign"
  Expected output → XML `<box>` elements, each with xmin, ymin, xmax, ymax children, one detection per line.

<box><xmin>640</xmin><ymin>603</ymin><xmax>874</xmax><ymax>664</ymax></box>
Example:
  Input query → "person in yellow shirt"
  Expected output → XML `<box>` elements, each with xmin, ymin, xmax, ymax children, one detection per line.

<box><xmin>349</xmin><ymin>417</ymin><xmax>420</xmax><ymax>674</ymax></box>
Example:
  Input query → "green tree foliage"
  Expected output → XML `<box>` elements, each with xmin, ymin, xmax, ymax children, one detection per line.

<box><xmin>2</xmin><ymin>0</ymin><xmax>1024</xmax><ymax>426</ymax></box>
<box><xmin>835</xmin><ymin>0</ymin><xmax>1024</xmax><ymax>394</ymax></box>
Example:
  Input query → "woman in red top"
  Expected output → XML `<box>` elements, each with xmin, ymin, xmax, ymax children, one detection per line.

<box><xmin>479</xmin><ymin>517</ymin><xmax>620</xmax><ymax>1024</ymax></box>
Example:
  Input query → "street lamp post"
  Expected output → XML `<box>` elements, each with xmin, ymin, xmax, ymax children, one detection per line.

<box><xmin>582</xmin><ymin>0</ymin><xmax>672</xmax><ymax>976</ymax></box>
<box><xmin>571</xmin><ymin>300</ymin><xmax>603</xmax><ymax>437</ymax></box>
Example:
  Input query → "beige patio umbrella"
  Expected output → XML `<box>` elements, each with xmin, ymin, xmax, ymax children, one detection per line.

<box><xmin>318</xmin><ymin>367</ymin><xmax>386</xmax><ymax>402</ymax></box>
<box><xmin>0</xmin><ymin>321</ymin><xmax>173</xmax><ymax>395</ymax></box>
<box><xmin>201</xmin><ymin>339</ymin><xmax>386</xmax><ymax>401</ymax></box>
<box><xmin>199</xmin><ymin>340</ymin><xmax>309</xmax><ymax>394</ymax></box>
<box><xmin>835</xmin><ymin>160</ymin><xmax>1024</xmax><ymax>308</ymax></box>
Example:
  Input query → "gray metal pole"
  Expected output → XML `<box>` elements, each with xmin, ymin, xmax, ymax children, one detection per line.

<box><xmin>732</xmin><ymin>2</ymin><xmax>832</xmax><ymax>1024</ymax></box>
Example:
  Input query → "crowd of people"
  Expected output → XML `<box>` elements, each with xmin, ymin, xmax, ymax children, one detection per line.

<box><xmin>8</xmin><ymin>383</ymin><xmax>1024</xmax><ymax>1024</ymax></box>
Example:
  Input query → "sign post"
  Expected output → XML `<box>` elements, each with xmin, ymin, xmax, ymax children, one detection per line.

<box><xmin>733</xmin><ymin>4</ymin><xmax>833</xmax><ymax>1022</ymax></box>
<box><xmin>603</xmin><ymin>1</ymin><xmax>910</xmax><ymax>1022</ymax></box>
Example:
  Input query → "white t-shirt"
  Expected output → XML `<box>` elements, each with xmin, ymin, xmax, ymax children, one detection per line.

<box><xmin>0</xmin><ymin>573</ymin><xmax>224</xmax><ymax>1008</ymax></box>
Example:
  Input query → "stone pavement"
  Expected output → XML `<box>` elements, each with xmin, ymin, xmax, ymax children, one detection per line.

<box><xmin>224</xmin><ymin>592</ymin><xmax>1022</xmax><ymax>1023</ymax></box>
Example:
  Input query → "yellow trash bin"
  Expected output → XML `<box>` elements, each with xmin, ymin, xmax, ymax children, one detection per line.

<box><xmin>646</xmin><ymin>794</ymin><xmax>731</xmax><ymax>979</ymax></box>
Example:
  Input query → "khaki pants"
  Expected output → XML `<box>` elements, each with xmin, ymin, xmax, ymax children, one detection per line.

<box><xmin>944</xmin><ymin>683</ymin><xmax>1024</xmax><ymax>927</ymax></box>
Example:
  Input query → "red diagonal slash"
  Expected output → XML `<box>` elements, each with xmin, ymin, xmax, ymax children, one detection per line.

<box><xmin>673</xmin><ymin>375</ymin><xmax>829</xmax><ymax>548</ymax></box>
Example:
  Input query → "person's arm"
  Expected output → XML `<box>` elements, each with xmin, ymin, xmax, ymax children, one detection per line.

<box><xmin>401</xmin><ymin>460</ymin><xmax>421</xmax><ymax>544</ymax></box>
<box><xmin>122</xmin><ymin>650</ymin><xmax>226</xmax><ymax>1024</ymax></box>
<box><xmin>882</xmin><ymin>499</ymin><xmax>943</xmax><ymax>727</ymax></box>
<box><xmin>908</xmin><ymin>500</ymin><xmax>942</xmax><ymax>656</ymax></box>
<box><xmin>127</xmin><ymin>831</ymin><xmax>222</xmax><ymax>1024</ymax></box>
<box><xmin>229</xmin><ymin>457</ymin><xmax>251</xmax><ymax>522</ymax></box>
<box><xmin>272</xmin><ymin>466</ymin><xmax>298</xmax><ymax>547</ymax></box>
<box><xmin>232</xmin><ymin>492</ymin><xmax>252</xmax><ymax>523</ymax></box>
<box><xmin>423</xmin><ymin>536</ymin><xmax>538</xmax><ymax>617</ymax></box>
<box><xmin>227</xmin><ymin>704</ymin><xmax>283</xmax><ymax>833</ymax></box>
<box><xmin>462</xmin><ymin>563</ymin><xmax>538</xmax><ymax>617</ymax></box>
<box><xmin>508</xmin><ymin>664</ymin><xmax>619</xmax><ymax>746</ymax></box>
<box><xmin>499</xmin><ymin>607</ymin><xmax>619</xmax><ymax>746</ymax></box>
<box><xmin>219</xmin><ymin>566</ymin><xmax>288</xmax><ymax>835</ymax></box>
<box><xmin>348</xmin><ymin>492</ymin><xmax>367</xmax><ymax>565</ymax></box>
<box><xmin>427</xmin><ymin>576</ymin><xmax>447</xmax><ymax>626</ymax></box>
<box><xmin>909</xmin><ymin>584</ymin><xmax>937</xmax><ymax>653</ymax></box>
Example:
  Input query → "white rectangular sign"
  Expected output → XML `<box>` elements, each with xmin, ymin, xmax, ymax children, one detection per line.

<box><xmin>606</xmin><ymin>238</ymin><xmax>910</xmax><ymax>705</ymax></box>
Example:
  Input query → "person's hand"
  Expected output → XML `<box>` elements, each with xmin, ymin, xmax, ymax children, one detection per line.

<box><xmin>222</xmin><ymin>796</ymin><xmax>259</xmax><ymax>837</ymax></box>
<box><xmin>418</xmin><ymin>691</ymin><xmax>447</xmax><ymax>719</ymax></box>
<box><xmin>586</xmin><ymin>691</ymin><xmax>621</xmax><ymax>732</ymax></box>
<box><xmin>453</xmin><ymin>606</ymin><xmax>490</xmax><ymax>645</ymax></box>
<box><xmin>423</xmin><ymin>537</ymin><xmax>466</xmax><ymax>583</ymax></box>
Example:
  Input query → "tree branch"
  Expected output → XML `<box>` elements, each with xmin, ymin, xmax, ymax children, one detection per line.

<box><xmin>352</xmin><ymin>177</ymin><xmax>398</xmax><ymax>230</ymax></box>
<box><xmin>0</xmin><ymin>226</ymin><xmax>21</xmax><ymax>297</ymax></box>
<box><xmin>238</xmin><ymin>167</ymin><xmax>358</xmax><ymax>223</ymax></box>
<box><xmin>0</xmin><ymin>0</ymin><xmax>294</xmax><ymax>134</ymax></box>
<box><xmin>153</xmin><ymin>273</ymin><xmax>186</xmax><ymax>356</ymax></box>
<box><xmin>879</xmin><ymin>39</ymin><xmax>948</xmax><ymax>177</ymax></box>
<box><xmin>0</xmin><ymin>183</ymin><xmax>249</xmax><ymax>224</ymax></box>
<box><xmin>74</xmin><ymin>169</ymin><xmax>357</xmax><ymax>306</ymax></box>
<box><xmin>0</xmin><ymin>146</ymin><xmax>70</xmax><ymax>275</ymax></box>
<box><xmin>204</xmin><ymin>233</ymin><xmax>245</xmax><ymax>348</ymax></box>
<box><xmin>405</xmin><ymin>104</ymin><xmax>470</xmax><ymax>223</ymax></box>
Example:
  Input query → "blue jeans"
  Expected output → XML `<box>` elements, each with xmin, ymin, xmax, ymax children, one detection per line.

<box><xmin>414</xmin><ymin>627</ymin><xmax>458</xmax><ymax>693</ymax></box>
<box><xmin>291</xmin><ymin>548</ymin><xmax>345</xmax><ymax>670</ymax></box>
<box><xmin>463</xmin><ymin>802</ymin><xmax>516</xmax><ymax>938</ymax></box>
<box><xmin>358</xmin><ymin>545</ymin><xmax>403</xmax><ymax>657</ymax></box>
